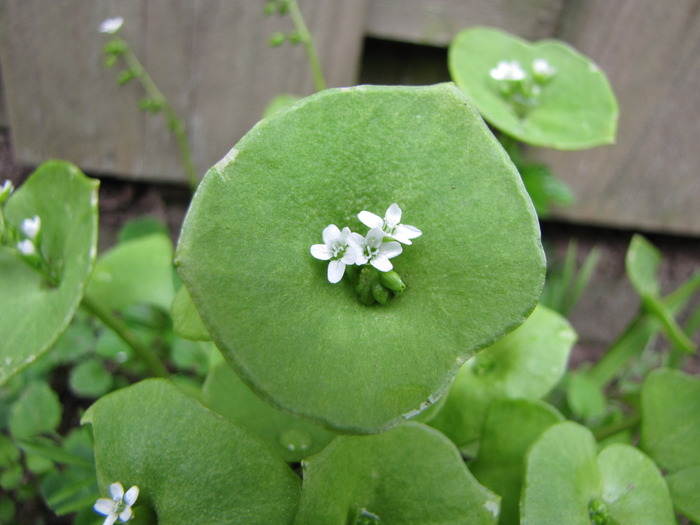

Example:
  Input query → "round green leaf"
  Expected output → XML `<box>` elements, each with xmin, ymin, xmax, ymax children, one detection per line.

<box><xmin>665</xmin><ymin>466</ymin><xmax>700</xmax><ymax>522</ymax></box>
<box><xmin>0</xmin><ymin>161</ymin><xmax>99</xmax><ymax>384</ymax></box>
<box><xmin>641</xmin><ymin>369</ymin><xmax>700</xmax><ymax>472</ymax></box>
<box><xmin>203</xmin><ymin>362</ymin><xmax>335</xmax><ymax>463</ymax></box>
<box><xmin>86</xmin><ymin>233</ymin><xmax>175</xmax><ymax>312</ymax></box>
<box><xmin>82</xmin><ymin>379</ymin><xmax>300</xmax><ymax>524</ymax></box>
<box><xmin>428</xmin><ymin>305</ymin><xmax>575</xmax><ymax>446</ymax></box>
<box><xmin>522</xmin><ymin>422</ymin><xmax>675</xmax><ymax>525</ymax></box>
<box><xmin>470</xmin><ymin>399</ymin><xmax>563</xmax><ymax>525</ymax></box>
<box><xmin>69</xmin><ymin>357</ymin><xmax>114</xmax><ymax>398</ymax></box>
<box><xmin>295</xmin><ymin>422</ymin><xmax>500</xmax><ymax>524</ymax></box>
<box><xmin>9</xmin><ymin>380</ymin><xmax>62</xmax><ymax>439</ymax></box>
<box><xmin>176</xmin><ymin>83</ymin><xmax>545</xmax><ymax>433</ymax></box>
<box><xmin>170</xmin><ymin>285</ymin><xmax>211</xmax><ymax>341</ymax></box>
<box><xmin>449</xmin><ymin>27</ymin><xmax>618</xmax><ymax>149</ymax></box>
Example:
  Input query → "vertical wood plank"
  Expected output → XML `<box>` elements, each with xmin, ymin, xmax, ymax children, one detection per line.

<box><xmin>532</xmin><ymin>0</ymin><xmax>700</xmax><ymax>235</ymax></box>
<box><xmin>365</xmin><ymin>0</ymin><xmax>565</xmax><ymax>46</ymax></box>
<box><xmin>0</xmin><ymin>0</ymin><xmax>369</xmax><ymax>183</ymax></box>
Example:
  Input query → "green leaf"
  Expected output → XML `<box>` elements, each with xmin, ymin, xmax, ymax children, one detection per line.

<box><xmin>69</xmin><ymin>357</ymin><xmax>114</xmax><ymax>398</ymax></box>
<box><xmin>519</xmin><ymin>162</ymin><xmax>574</xmax><ymax>217</ymax></box>
<box><xmin>118</xmin><ymin>217</ymin><xmax>170</xmax><ymax>244</ymax></box>
<box><xmin>0</xmin><ymin>434</ymin><xmax>19</xmax><ymax>467</ymax></box>
<box><xmin>0</xmin><ymin>161</ymin><xmax>99</xmax><ymax>384</ymax></box>
<box><xmin>295</xmin><ymin>422</ymin><xmax>500</xmax><ymax>524</ymax></box>
<box><xmin>170</xmin><ymin>285</ymin><xmax>211</xmax><ymax>341</ymax></box>
<box><xmin>176</xmin><ymin>83</ymin><xmax>545</xmax><ymax>433</ymax></box>
<box><xmin>202</xmin><ymin>362</ymin><xmax>335</xmax><ymax>463</ymax></box>
<box><xmin>641</xmin><ymin>368</ymin><xmax>700</xmax><ymax>520</ymax></box>
<box><xmin>82</xmin><ymin>379</ymin><xmax>300</xmax><ymax>524</ymax></box>
<box><xmin>522</xmin><ymin>422</ymin><xmax>674</xmax><ymax>525</ymax></box>
<box><xmin>86</xmin><ymin>233</ymin><xmax>176</xmax><ymax>311</ymax></box>
<box><xmin>9</xmin><ymin>380</ymin><xmax>62</xmax><ymax>439</ymax></box>
<box><xmin>428</xmin><ymin>305</ymin><xmax>575</xmax><ymax>446</ymax></box>
<box><xmin>470</xmin><ymin>399</ymin><xmax>563</xmax><ymax>525</ymax></box>
<box><xmin>566</xmin><ymin>371</ymin><xmax>607</xmax><ymax>420</ymax></box>
<box><xmin>449</xmin><ymin>27</ymin><xmax>618</xmax><ymax>149</ymax></box>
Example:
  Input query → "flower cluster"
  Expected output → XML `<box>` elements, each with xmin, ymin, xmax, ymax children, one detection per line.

<box><xmin>310</xmin><ymin>204</ymin><xmax>421</xmax><ymax>304</ymax></box>
<box><xmin>489</xmin><ymin>58</ymin><xmax>557</xmax><ymax>115</ymax></box>
<box><xmin>94</xmin><ymin>482</ymin><xmax>139</xmax><ymax>525</ymax></box>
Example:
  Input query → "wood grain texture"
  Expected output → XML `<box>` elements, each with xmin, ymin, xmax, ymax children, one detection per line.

<box><xmin>532</xmin><ymin>0</ymin><xmax>700</xmax><ymax>235</ymax></box>
<box><xmin>364</xmin><ymin>0</ymin><xmax>565</xmax><ymax>46</ymax></box>
<box><xmin>0</xmin><ymin>0</ymin><xmax>368</xmax><ymax>183</ymax></box>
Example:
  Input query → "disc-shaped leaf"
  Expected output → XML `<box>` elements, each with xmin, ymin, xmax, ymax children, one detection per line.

<box><xmin>86</xmin><ymin>233</ymin><xmax>175</xmax><ymax>311</ymax></box>
<box><xmin>0</xmin><ymin>161</ymin><xmax>98</xmax><ymax>384</ymax></box>
<box><xmin>176</xmin><ymin>84</ymin><xmax>545</xmax><ymax>433</ymax></box>
<box><xmin>428</xmin><ymin>305</ymin><xmax>574</xmax><ymax>446</ymax></box>
<box><xmin>449</xmin><ymin>27</ymin><xmax>618</xmax><ymax>149</ymax></box>
<box><xmin>522</xmin><ymin>422</ymin><xmax>675</xmax><ymax>525</ymax></box>
<box><xmin>82</xmin><ymin>379</ymin><xmax>301</xmax><ymax>524</ymax></box>
<box><xmin>203</xmin><ymin>362</ymin><xmax>335</xmax><ymax>463</ymax></box>
<box><xmin>295</xmin><ymin>422</ymin><xmax>500</xmax><ymax>524</ymax></box>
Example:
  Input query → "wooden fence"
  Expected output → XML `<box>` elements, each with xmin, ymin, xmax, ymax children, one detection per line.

<box><xmin>1</xmin><ymin>0</ymin><xmax>698</xmax><ymax>235</ymax></box>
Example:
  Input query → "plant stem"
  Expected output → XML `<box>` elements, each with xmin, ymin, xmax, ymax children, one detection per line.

<box><xmin>287</xmin><ymin>0</ymin><xmax>327</xmax><ymax>92</ymax></box>
<box><xmin>593</xmin><ymin>412</ymin><xmax>641</xmax><ymax>441</ymax></box>
<box><xmin>118</xmin><ymin>40</ymin><xmax>199</xmax><ymax>193</ymax></box>
<box><xmin>80</xmin><ymin>294</ymin><xmax>169</xmax><ymax>378</ymax></box>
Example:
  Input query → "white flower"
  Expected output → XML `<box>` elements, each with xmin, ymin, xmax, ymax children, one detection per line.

<box><xmin>352</xmin><ymin>227</ymin><xmax>402</xmax><ymax>272</ymax></box>
<box><xmin>0</xmin><ymin>180</ymin><xmax>13</xmax><ymax>199</ymax></box>
<box><xmin>94</xmin><ymin>482</ymin><xmax>139</xmax><ymax>525</ymax></box>
<box><xmin>358</xmin><ymin>203</ymin><xmax>422</xmax><ymax>245</ymax></box>
<box><xmin>99</xmin><ymin>17</ymin><xmax>124</xmax><ymax>34</ymax></box>
<box><xmin>489</xmin><ymin>60</ymin><xmax>526</xmax><ymax>81</ymax></box>
<box><xmin>532</xmin><ymin>58</ymin><xmax>556</xmax><ymax>79</ymax></box>
<box><xmin>16</xmin><ymin>239</ymin><xmax>36</xmax><ymax>256</ymax></box>
<box><xmin>21</xmin><ymin>215</ymin><xmax>41</xmax><ymax>240</ymax></box>
<box><xmin>310</xmin><ymin>224</ymin><xmax>360</xmax><ymax>283</ymax></box>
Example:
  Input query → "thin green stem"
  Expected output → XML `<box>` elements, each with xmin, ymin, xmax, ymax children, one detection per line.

<box><xmin>593</xmin><ymin>412</ymin><xmax>641</xmax><ymax>442</ymax></box>
<box><xmin>118</xmin><ymin>40</ymin><xmax>199</xmax><ymax>193</ymax></box>
<box><xmin>287</xmin><ymin>0</ymin><xmax>327</xmax><ymax>91</ymax></box>
<box><xmin>81</xmin><ymin>294</ymin><xmax>169</xmax><ymax>378</ymax></box>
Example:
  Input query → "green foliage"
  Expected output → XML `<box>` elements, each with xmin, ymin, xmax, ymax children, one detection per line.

<box><xmin>176</xmin><ymin>83</ymin><xmax>545</xmax><ymax>433</ymax></box>
<box><xmin>449</xmin><ymin>27</ymin><xmax>618</xmax><ymax>150</ymax></box>
<box><xmin>0</xmin><ymin>161</ymin><xmax>99</xmax><ymax>384</ymax></box>
<box><xmin>9</xmin><ymin>380</ymin><xmax>61</xmax><ymax>439</ymax></box>
<box><xmin>295</xmin><ymin>422</ymin><xmax>500</xmax><ymax>524</ymax></box>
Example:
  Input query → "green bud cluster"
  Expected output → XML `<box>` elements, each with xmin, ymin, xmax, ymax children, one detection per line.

<box><xmin>354</xmin><ymin>267</ymin><xmax>406</xmax><ymax>306</ymax></box>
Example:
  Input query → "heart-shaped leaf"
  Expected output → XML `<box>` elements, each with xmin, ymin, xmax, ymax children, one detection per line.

<box><xmin>175</xmin><ymin>83</ymin><xmax>545</xmax><ymax>433</ymax></box>
<box><xmin>428</xmin><ymin>305</ymin><xmax>575</xmax><ymax>446</ymax></box>
<box><xmin>295</xmin><ymin>422</ymin><xmax>500</xmax><ymax>524</ymax></box>
<box><xmin>82</xmin><ymin>379</ymin><xmax>301</xmax><ymax>525</ymax></box>
<box><xmin>449</xmin><ymin>27</ymin><xmax>618</xmax><ymax>150</ymax></box>
<box><xmin>0</xmin><ymin>161</ymin><xmax>98</xmax><ymax>384</ymax></box>
<box><xmin>522</xmin><ymin>422</ymin><xmax>675</xmax><ymax>524</ymax></box>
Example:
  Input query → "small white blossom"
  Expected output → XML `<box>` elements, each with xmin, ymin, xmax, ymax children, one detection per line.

<box><xmin>94</xmin><ymin>482</ymin><xmax>139</xmax><ymax>525</ymax></box>
<box><xmin>21</xmin><ymin>215</ymin><xmax>41</xmax><ymax>240</ymax></box>
<box><xmin>358</xmin><ymin>203</ymin><xmax>422</xmax><ymax>245</ymax></box>
<box><xmin>310</xmin><ymin>224</ymin><xmax>361</xmax><ymax>283</ymax></box>
<box><xmin>489</xmin><ymin>60</ymin><xmax>526</xmax><ymax>81</ymax></box>
<box><xmin>532</xmin><ymin>58</ymin><xmax>556</xmax><ymax>79</ymax></box>
<box><xmin>0</xmin><ymin>180</ymin><xmax>13</xmax><ymax>203</ymax></box>
<box><xmin>352</xmin><ymin>227</ymin><xmax>402</xmax><ymax>272</ymax></box>
<box><xmin>99</xmin><ymin>17</ymin><xmax>124</xmax><ymax>34</ymax></box>
<box><xmin>16</xmin><ymin>239</ymin><xmax>36</xmax><ymax>256</ymax></box>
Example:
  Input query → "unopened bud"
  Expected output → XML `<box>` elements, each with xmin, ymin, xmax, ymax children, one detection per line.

<box><xmin>378</xmin><ymin>270</ymin><xmax>406</xmax><ymax>293</ymax></box>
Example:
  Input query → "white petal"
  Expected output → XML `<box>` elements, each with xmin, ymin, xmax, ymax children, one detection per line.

<box><xmin>327</xmin><ymin>260</ymin><xmax>346</xmax><ymax>283</ymax></box>
<box><xmin>340</xmin><ymin>246</ymin><xmax>359</xmax><ymax>265</ymax></box>
<box><xmin>109</xmin><ymin>482</ymin><xmax>124</xmax><ymax>501</ymax></box>
<box><xmin>358</xmin><ymin>211</ymin><xmax>383</xmax><ymax>229</ymax></box>
<box><xmin>123</xmin><ymin>486</ymin><xmax>139</xmax><ymax>506</ymax></box>
<box><xmin>16</xmin><ymin>239</ymin><xmax>36</xmax><ymax>255</ymax></box>
<box><xmin>310</xmin><ymin>244</ymin><xmax>333</xmax><ymax>260</ymax></box>
<box><xmin>118</xmin><ymin>507</ymin><xmax>133</xmax><ymax>522</ymax></box>
<box><xmin>393</xmin><ymin>224</ymin><xmax>422</xmax><ymax>244</ymax></box>
<box><xmin>365</xmin><ymin>227</ymin><xmax>385</xmax><ymax>248</ymax></box>
<box><xmin>103</xmin><ymin>514</ymin><xmax>119</xmax><ymax>525</ymax></box>
<box><xmin>94</xmin><ymin>499</ymin><xmax>116</xmax><ymax>516</ymax></box>
<box><xmin>385</xmin><ymin>203</ymin><xmax>402</xmax><ymax>227</ymax></box>
<box><xmin>379</xmin><ymin>241</ymin><xmax>403</xmax><ymax>259</ymax></box>
<box><xmin>321</xmin><ymin>224</ymin><xmax>341</xmax><ymax>245</ymax></box>
<box><xmin>371</xmin><ymin>256</ymin><xmax>393</xmax><ymax>272</ymax></box>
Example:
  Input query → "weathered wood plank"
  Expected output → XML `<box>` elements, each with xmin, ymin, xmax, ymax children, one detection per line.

<box><xmin>0</xmin><ymin>0</ymin><xmax>368</xmax><ymax>183</ymax></box>
<box><xmin>532</xmin><ymin>0</ymin><xmax>700</xmax><ymax>235</ymax></box>
<box><xmin>364</xmin><ymin>0</ymin><xmax>565</xmax><ymax>46</ymax></box>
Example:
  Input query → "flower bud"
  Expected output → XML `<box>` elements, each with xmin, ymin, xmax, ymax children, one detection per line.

<box><xmin>0</xmin><ymin>180</ymin><xmax>13</xmax><ymax>205</ymax></box>
<box><xmin>378</xmin><ymin>270</ymin><xmax>406</xmax><ymax>293</ymax></box>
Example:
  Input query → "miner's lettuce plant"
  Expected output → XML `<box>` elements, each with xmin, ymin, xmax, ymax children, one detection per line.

<box><xmin>1</xmin><ymin>7</ymin><xmax>699</xmax><ymax>525</ymax></box>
